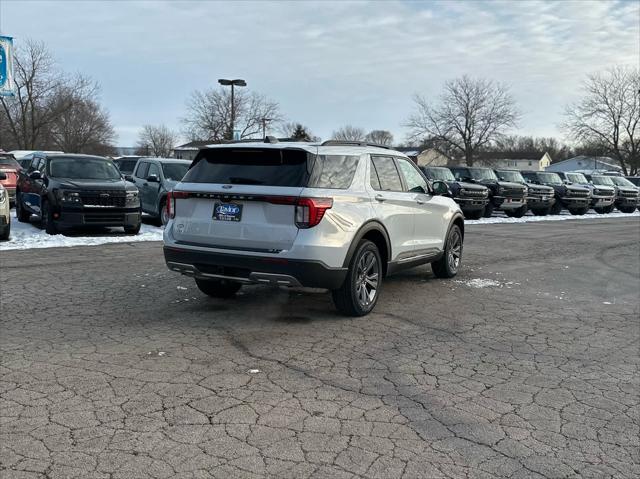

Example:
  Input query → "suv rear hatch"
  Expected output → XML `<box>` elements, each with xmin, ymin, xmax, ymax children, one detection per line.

<box><xmin>170</xmin><ymin>147</ymin><xmax>313</xmax><ymax>253</ymax></box>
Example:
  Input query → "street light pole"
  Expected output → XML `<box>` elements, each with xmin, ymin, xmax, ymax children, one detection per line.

<box><xmin>218</xmin><ymin>79</ymin><xmax>247</xmax><ymax>140</ymax></box>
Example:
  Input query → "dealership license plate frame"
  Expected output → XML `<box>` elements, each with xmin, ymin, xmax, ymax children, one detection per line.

<box><xmin>212</xmin><ymin>202</ymin><xmax>243</xmax><ymax>222</ymax></box>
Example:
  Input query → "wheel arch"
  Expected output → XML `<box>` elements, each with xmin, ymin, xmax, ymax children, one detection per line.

<box><xmin>342</xmin><ymin>220</ymin><xmax>392</xmax><ymax>276</ymax></box>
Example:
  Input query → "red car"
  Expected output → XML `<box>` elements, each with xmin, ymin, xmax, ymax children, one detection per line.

<box><xmin>0</xmin><ymin>153</ymin><xmax>21</xmax><ymax>205</ymax></box>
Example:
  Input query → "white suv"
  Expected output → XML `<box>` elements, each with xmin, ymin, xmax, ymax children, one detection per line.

<box><xmin>163</xmin><ymin>139</ymin><xmax>464</xmax><ymax>316</ymax></box>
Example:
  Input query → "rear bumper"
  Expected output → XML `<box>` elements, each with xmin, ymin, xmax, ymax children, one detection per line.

<box><xmin>164</xmin><ymin>246</ymin><xmax>348</xmax><ymax>290</ymax></box>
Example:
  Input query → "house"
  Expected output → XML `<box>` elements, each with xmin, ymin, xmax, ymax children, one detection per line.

<box><xmin>173</xmin><ymin>140</ymin><xmax>212</xmax><ymax>161</ymax></box>
<box><xmin>545</xmin><ymin>156</ymin><xmax>622</xmax><ymax>173</ymax></box>
<box><xmin>477</xmin><ymin>152</ymin><xmax>552</xmax><ymax>171</ymax></box>
<box><xmin>415</xmin><ymin>148</ymin><xmax>451</xmax><ymax>167</ymax></box>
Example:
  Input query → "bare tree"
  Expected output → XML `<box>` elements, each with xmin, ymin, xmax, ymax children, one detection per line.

<box><xmin>365</xmin><ymin>130</ymin><xmax>394</xmax><ymax>146</ymax></box>
<box><xmin>182</xmin><ymin>87</ymin><xmax>281</xmax><ymax>142</ymax></box>
<box><xmin>0</xmin><ymin>40</ymin><xmax>64</xmax><ymax>149</ymax></box>
<box><xmin>279</xmin><ymin>122</ymin><xmax>319</xmax><ymax>141</ymax></box>
<box><xmin>48</xmin><ymin>76</ymin><xmax>115</xmax><ymax>155</ymax></box>
<box><xmin>136</xmin><ymin>124</ymin><xmax>178</xmax><ymax>157</ymax></box>
<box><xmin>406</xmin><ymin>75</ymin><xmax>520</xmax><ymax>165</ymax></box>
<box><xmin>331</xmin><ymin>125</ymin><xmax>366</xmax><ymax>141</ymax></box>
<box><xmin>563</xmin><ymin>66</ymin><xmax>640</xmax><ymax>175</ymax></box>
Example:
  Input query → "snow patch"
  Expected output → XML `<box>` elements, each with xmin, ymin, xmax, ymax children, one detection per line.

<box><xmin>466</xmin><ymin>210</ymin><xmax>639</xmax><ymax>225</ymax></box>
<box><xmin>455</xmin><ymin>278</ymin><xmax>503</xmax><ymax>288</ymax></box>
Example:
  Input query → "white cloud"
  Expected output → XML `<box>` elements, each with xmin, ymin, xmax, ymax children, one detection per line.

<box><xmin>4</xmin><ymin>0</ymin><xmax>638</xmax><ymax>145</ymax></box>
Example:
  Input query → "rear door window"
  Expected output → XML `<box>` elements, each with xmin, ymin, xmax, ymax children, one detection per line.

<box><xmin>371</xmin><ymin>156</ymin><xmax>403</xmax><ymax>191</ymax></box>
<box><xmin>183</xmin><ymin>148</ymin><xmax>311</xmax><ymax>186</ymax></box>
<box><xmin>308</xmin><ymin>155</ymin><xmax>359</xmax><ymax>189</ymax></box>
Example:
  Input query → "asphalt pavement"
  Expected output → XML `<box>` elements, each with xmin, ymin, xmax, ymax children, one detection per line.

<box><xmin>1</xmin><ymin>218</ymin><xmax>638</xmax><ymax>478</ymax></box>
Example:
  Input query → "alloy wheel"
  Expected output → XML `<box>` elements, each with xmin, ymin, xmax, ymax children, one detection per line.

<box><xmin>355</xmin><ymin>250</ymin><xmax>379</xmax><ymax>308</ymax></box>
<box><xmin>447</xmin><ymin>229</ymin><xmax>462</xmax><ymax>272</ymax></box>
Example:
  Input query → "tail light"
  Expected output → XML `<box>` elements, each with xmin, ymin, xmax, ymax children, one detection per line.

<box><xmin>294</xmin><ymin>197</ymin><xmax>333</xmax><ymax>228</ymax></box>
<box><xmin>167</xmin><ymin>191</ymin><xmax>189</xmax><ymax>219</ymax></box>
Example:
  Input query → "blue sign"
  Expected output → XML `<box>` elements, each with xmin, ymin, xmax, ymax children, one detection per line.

<box><xmin>0</xmin><ymin>36</ymin><xmax>15</xmax><ymax>97</ymax></box>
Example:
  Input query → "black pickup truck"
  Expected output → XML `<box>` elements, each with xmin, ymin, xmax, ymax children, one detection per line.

<box><xmin>495</xmin><ymin>169</ymin><xmax>555</xmax><ymax>216</ymax></box>
<box><xmin>521</xmin><ymin>171</ymin><xmax>591</xmax><ymax>215</ymax></box>
<box><xmin>420</xmin><ymin>166</ymin><xmax>489</xmax><ymax>219</ymax></box>
<box><xmin>449</xmin><ymin>166</ymin><xmax>527</xmax><ymax>217</ymax></box>
<box><xmin>16</xmin><ymin>153</ymin><xmax>142</xmax><ymax>234</ymax></box>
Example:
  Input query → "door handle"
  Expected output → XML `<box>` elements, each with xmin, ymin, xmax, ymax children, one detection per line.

<box><xmin>374</xmin><ymin>194</ymin><xmax>386</xmax><ymax>202</ymax></box>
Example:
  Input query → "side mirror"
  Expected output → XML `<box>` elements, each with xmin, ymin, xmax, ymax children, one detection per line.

<box><xmin>146</xmin><ymin>174</ymin><xmax>159</xmax><ymax>183</ymax></box>
<box><xmin>124</xmin><ymin>174</ymin><xmax>134</xmax><ymax>182</ymax></box>
<box><xmin>29</xmin><ymin>170</ymin><xmax>42</xmax><ymax>180</ymax></box>
<box><xmin>0</xmin><ymin>172</ymin><xmax>6</xmax><ymax>180</ymax></box>
<box><xmin>432</xmin><ymin>180</ymin><xmax>451</xmax><ymax>196</ymax></box>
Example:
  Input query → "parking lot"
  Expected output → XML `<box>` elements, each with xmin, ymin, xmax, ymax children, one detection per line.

<box><xmin>1</xmin><ymin>218</ymin><xmax>639</xmax><ymax>478</ymax></box>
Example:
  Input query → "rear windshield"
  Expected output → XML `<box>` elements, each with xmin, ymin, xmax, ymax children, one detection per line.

<box><xmin>49</xmin><ymin>157</ymin><xmax>121</xmax><ymax>180</ymax></box>
<box><xmin>183</xmin><ymin>148</ymin><xmax>360</xmax><ymax>189</ymax></box>
<box><xmin>162</xmin><ymin>163</ymin><xmax>190</xmax><ymax>181</ymax></box>
<box><xmin>115</xmin><ymin>159</ymin><xmax>138</xmax><ymax>173</ymax></box>
<box><xmin>184</xmin><ymin>148</ymin><xmax>311</xmax><ymax>186</ymax></box>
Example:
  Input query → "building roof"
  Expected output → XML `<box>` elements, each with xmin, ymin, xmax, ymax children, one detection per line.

<box><xmin>174</xmin><ymin>140</ymin><xmax>214</xmax><ymax>151</ymax></box>
<box><xmin>554</xmin><ymin>155</ymin><xmax>621</xmax><ymax>169</ymax></box>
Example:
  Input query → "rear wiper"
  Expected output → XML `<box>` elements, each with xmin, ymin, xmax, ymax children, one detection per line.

<box><xmin>228</xmin><ymin>177</ymin><xmax>263</xmax><ymax>185</ymax></box>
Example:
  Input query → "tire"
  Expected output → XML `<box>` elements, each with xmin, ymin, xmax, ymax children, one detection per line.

<box><xmin>604</xmin><ymin>204</ymin><xmax>615</xmax><ymax>214</ymax></box>
<box><xmin>594</xmin><ymin>207</ymin><xmax>606</xmax><ymax>214</ymax></box>
<box><xmin>571</xmin><ymin>207</ymin><xmax>588</xmax><ymax>216</ymax></box>
<box><xmin>618</xmin><ymin>206</ymin><xmax>636</xmax><ymax>214</ymax></box>
<box><xmin>124</xmin><ymin>222</ymin><xmax>141</xmax><ymax>235</ymax></box>
<box><xmin>464</xmin><ymin>209</ymin><xmax>483</xmax><ymax>220</ymax></box>
<box><xmin>511</xmin><ymin>205</ymin><xmax>527</xmax><ymax>218</ymax></box>
<box><xmin>195</xmin><ymin>278</ymin><xmax>242</xmax><ymax>298</ymax></box>
<box><xmin>0</xmin><ymin>223</ymin><xmax>9</xmax><ymax>241</ymax></box>
<box><xmin>16</xmin><ymin>191</ymin><xmax>30</xmax><ymax>223</ymax></box>
<box><xmin>483</xmin><ymin>202</ymin><xmax>494</xmax><ymax>218</ymax></box>
<box><xmin>531</xmin><ymin>208</ymin><xmax>550</xmax><ymax>216</ymax></box>
<box><xmin>332</xmin><ymin>239</ymin><xmax>382</xmax><ymax>317</ymax></box>
<box><xmin>550</xmin><ymin>201</ymin><xmax>562</xmax><ymax>215</ymax></box>
<box><xmin>40</xmin><ymin>200</ymin><xmax>58</xmax><ymax>235</ymax></box>
<box><xmin>432</xmin><ymin>224</ymin><xmax>463</xmax><ymax>279</ymax></box>
<box><xmin>159</xmin><ymin>200</ymin><xmax>169</xmax><ymax>226</ymax></box>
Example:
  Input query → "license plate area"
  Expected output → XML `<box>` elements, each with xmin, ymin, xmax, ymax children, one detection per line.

<box><xmin>213</xmin><ymin>202</ymin><xmax>243</xmax><ymax>222</ymax></box>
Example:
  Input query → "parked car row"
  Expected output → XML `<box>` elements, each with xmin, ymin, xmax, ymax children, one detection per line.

<box><xmin>419</xmin><ymin>166</ymin><xmax>639</xmax><ymax>219</ymax></box>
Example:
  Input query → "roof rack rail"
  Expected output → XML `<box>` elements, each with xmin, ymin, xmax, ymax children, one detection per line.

<box><xmin>320</xmin><ymin>140</ymin><xmax>391</xmax><ymax>149</ymax></box>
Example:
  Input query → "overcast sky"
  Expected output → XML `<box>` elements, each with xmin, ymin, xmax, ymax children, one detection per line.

<box><xmin>2</xmin><ymin>0</ymin><xmax>638</xmax><ymax>146</ymax></box>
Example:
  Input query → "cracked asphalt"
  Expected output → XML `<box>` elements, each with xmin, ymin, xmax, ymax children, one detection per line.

<box><xmin>1</xmin><ymin>218</ymin><xmax>639</xmax><ymax>478</ymax></box>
